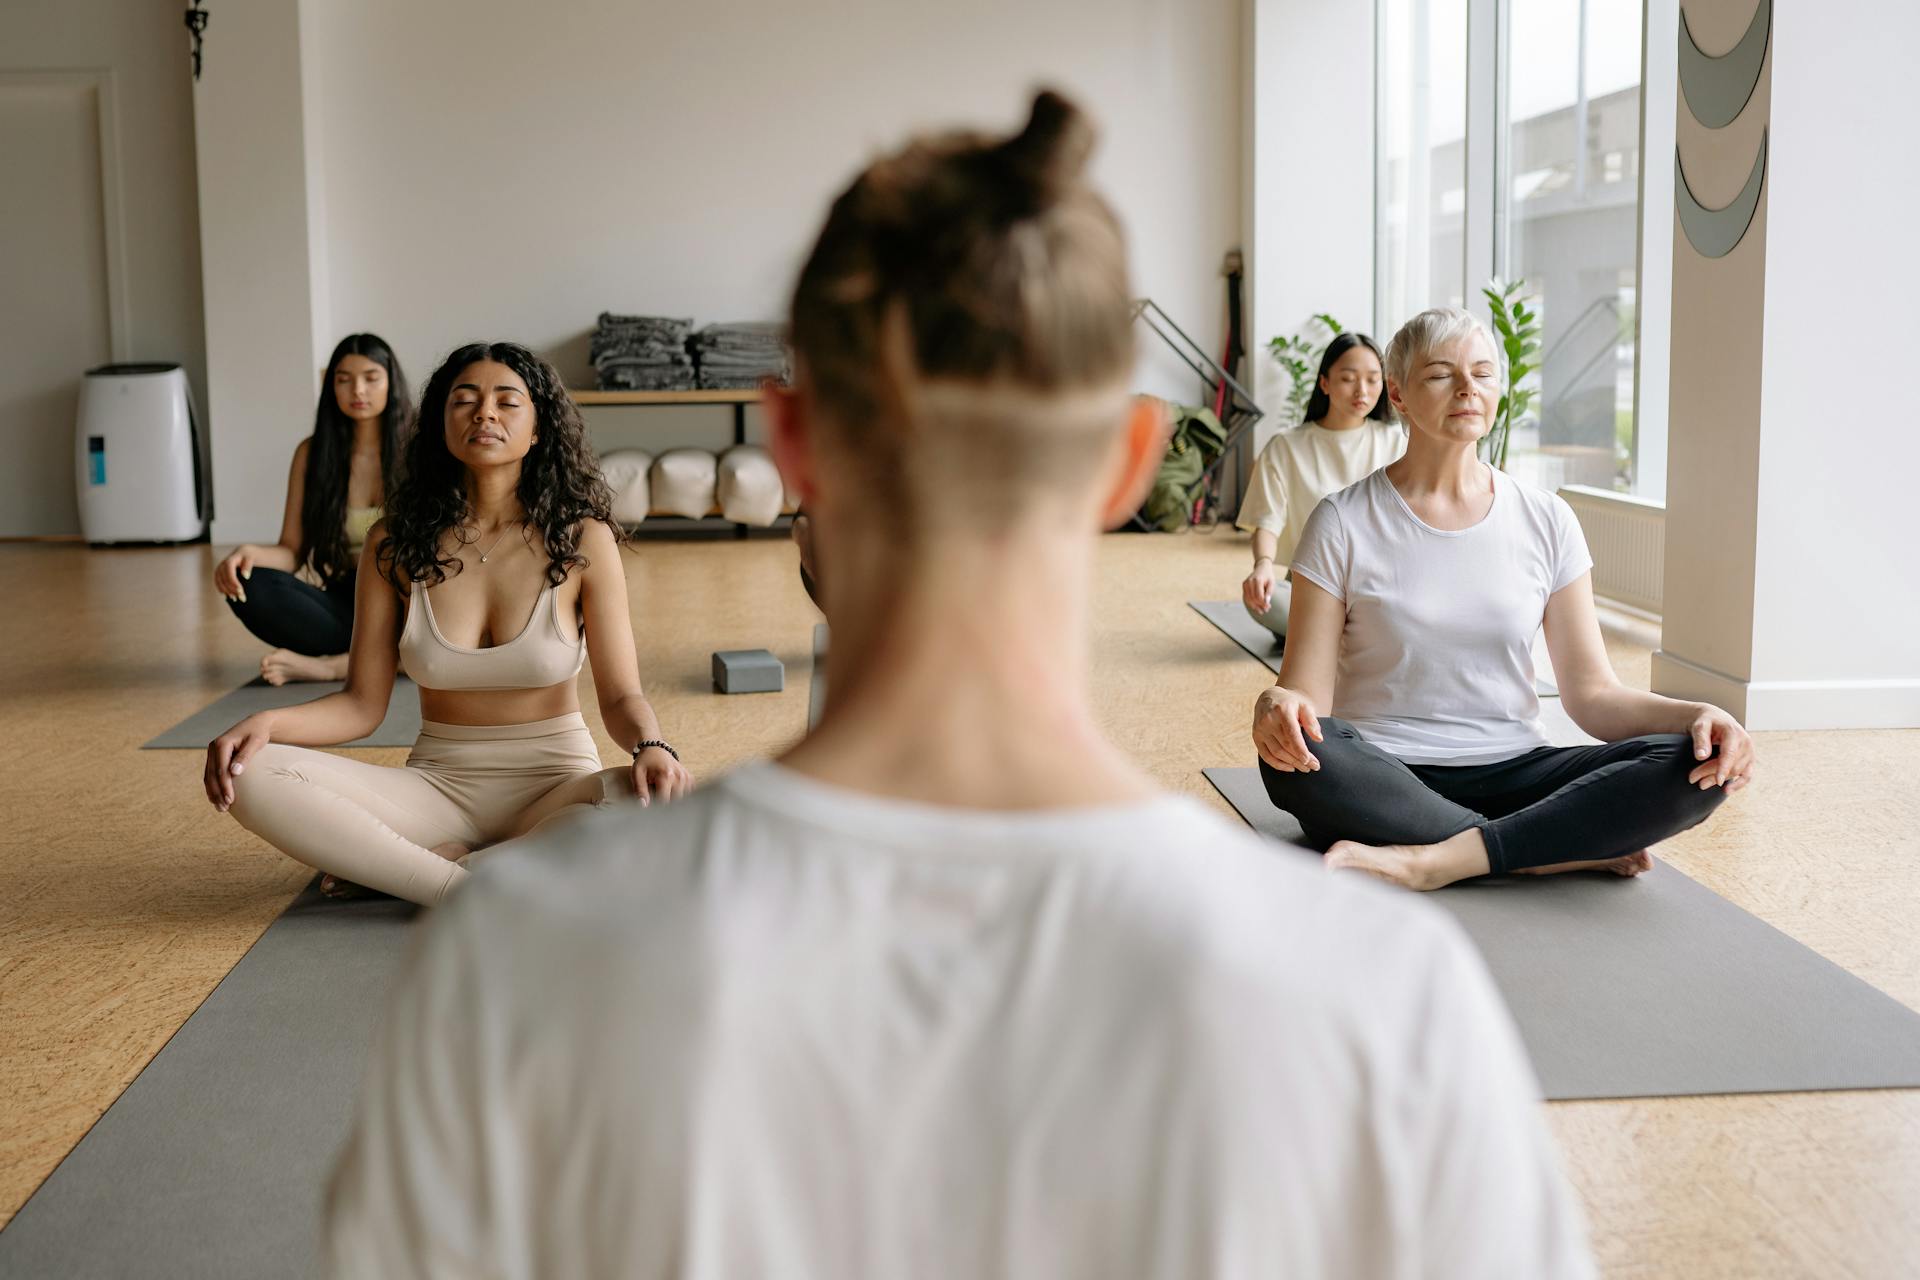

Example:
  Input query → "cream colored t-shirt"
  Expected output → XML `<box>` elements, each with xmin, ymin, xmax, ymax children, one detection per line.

<box><xmin>326</xmin><ymin>763</ymin><xmax>1593</xmax><ymax>1280</ymax></box>
<box><xmin>1235</xmin><ymin>420</ymin><xmax>1406</xmax><ymax>565</ymax></box>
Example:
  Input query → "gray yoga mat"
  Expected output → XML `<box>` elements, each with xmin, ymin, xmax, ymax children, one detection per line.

<box><xmin>0</xmin><ymin>883</ymin><xmax>418</xmax><ymax>1278</ymax></box>
<box><xmin>1203</xmin><ymin>765</ymin><xmax>1920</xmax><ymax>1100</ymax></box>
<box><xmin>1188</xmin><ymin>599</ymin><xmax>1557</xmax><ymax>696</ymax></box>
<box><xmin>1189</xmin><ymin>599</ymin><xmax>1285</xmax><ymax>670</ymax></box>
<box><xmin>142</xmin><ymin>677</ymin><xmax>423</xmax><ymax>749</ymax></box>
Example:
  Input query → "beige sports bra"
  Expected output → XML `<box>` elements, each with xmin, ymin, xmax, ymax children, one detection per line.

<box><xmin>398</xmin><ymin>579</ymin><xmax>586</xmax><ymax>692</ymax></box>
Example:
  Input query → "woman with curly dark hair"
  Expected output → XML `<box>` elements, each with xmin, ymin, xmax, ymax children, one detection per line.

<box><xmin>201</xmin><ymin>342</ymin><xmax>691</xmax><ymax>905</ymax></box>
<box><xmin>213</xmin><ymin>333</ymin><xmax>412</xmax><ymax>685</ymax></box>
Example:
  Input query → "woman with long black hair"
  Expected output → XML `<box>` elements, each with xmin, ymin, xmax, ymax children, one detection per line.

<box><xmin>1235</xmin><ymin>332</ymin><xmax>1403</xmax><ymax>640</ymax></box>
<box><xmin>203</xmin><ymin>341</ymin><xmax>690</xmax><ymax>904</ymax></box>
<box><xmin>213</xmin><ymin>333</ymin><xmax>412</xmax><ymax>684</ymax></box>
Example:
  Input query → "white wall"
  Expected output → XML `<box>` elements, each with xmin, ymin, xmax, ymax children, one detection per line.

<box><xmin>193</xmin><ymin>0</ymin><xmax>325</xmax><ymax>545</ymax></box>
<box><xmin>192</xmin><ymin>0</ymin><xmax>1218</xmax><ymax>536</ymax></box>
<box><xmin>1748</xmin><ymin>0</ymin><xmax>1920</xmax><ymax>706</ymax></box>
<box><xmin>1244</xmin><ymin>0</ymin><xmax>1376</xmax><ymax>448</ymax></box>
<box><xmin>193</xmin><ymin>0</ymin><xmax>1243</xmax><ymax>540</ymax></box>
<box><xmin>2</xmin><ymin>0</ymin><xmax>206</xmax><ymax>534</ymax></box>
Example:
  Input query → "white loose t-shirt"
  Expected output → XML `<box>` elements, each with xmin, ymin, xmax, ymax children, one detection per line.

<box><xmin>326</xmin><ymin>764</ymin><xmax>1592</xmax><ymax>1280</ymax></box>
<box><xmin>1290</xmin><ymin>467</ymin><xmax>1594</xmax><ymax>765</ymax></box>
<box><xmin>1235</xmin><ymin>420</ymin><xmax>1407</xmax><ymax>566</ymax></box>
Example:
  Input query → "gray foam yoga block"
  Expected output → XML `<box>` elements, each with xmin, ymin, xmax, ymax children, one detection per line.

<box><xmin>712</xmin><ymin>648</ymin><xmax>784</xmax><ymax>693</ymax></box>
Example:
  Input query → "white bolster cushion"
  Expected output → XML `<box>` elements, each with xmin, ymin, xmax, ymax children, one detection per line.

<box><xmin>650</xmin><ymin>448</ymin><xmax>719</xmax><ymax>519</ymax></box>
<box><xmin>716</xmin><ymin>445</ymin><xmax>785</xmax><ymax>526</ymax></box>
<box><xmin>600</xmin><ymin>449</ymin><xmax>654</xmax><ymax>526</ymax></box>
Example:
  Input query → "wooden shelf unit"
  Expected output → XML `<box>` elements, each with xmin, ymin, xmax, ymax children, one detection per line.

<box><xmin>571</xmin><ymin>388</ymin><xmax>771</xmax><ymax>536</ymax></box>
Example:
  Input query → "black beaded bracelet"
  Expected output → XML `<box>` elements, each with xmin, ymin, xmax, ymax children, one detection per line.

<box><xmin>632</xmin><ymin>739</ymin><xmax>679</xmax><ymax>762</ymax></box>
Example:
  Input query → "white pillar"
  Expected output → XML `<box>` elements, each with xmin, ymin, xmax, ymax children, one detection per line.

<box><xmin>193</xmin><ymin>0</ymin><xmax>327</xmax><ymax>544</ymax></box>
<box><xmin>1654</xmin><ymin>0</ymin><xmax>1920</xmax><ymax>728</ymax></box>
<box><xmin>1243</xmin><ymin>0</ymin><xmax>1376</xmax><ymax>450</ymax></box>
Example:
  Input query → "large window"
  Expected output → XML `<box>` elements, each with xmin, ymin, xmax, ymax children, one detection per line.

<box><xmin>1503</xmin><ymin>0</ymin><xmax>1644</xmax><ymax>494</ymax></box>
<box><xmin>1376</xmin><ymin>0</ymin><xmax>1649</xmax><ymax>497</ymax></box>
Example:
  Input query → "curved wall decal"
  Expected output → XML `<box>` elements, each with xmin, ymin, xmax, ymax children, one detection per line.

<box><xmin>1676</xmin><ymin>128</ymin><xmax>1768</xmax><ymax>258</ymax></box>
<box><xmin>1679</xmin><ymin>0</ymin><xmax>1772</xmax><ymax>129</ymax></box>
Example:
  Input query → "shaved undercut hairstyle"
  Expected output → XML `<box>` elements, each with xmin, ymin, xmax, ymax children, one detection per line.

<box><xmin>788</xmin><ymin>89</ymin><xmax>1137</xmax><ymax>533</ymax></box>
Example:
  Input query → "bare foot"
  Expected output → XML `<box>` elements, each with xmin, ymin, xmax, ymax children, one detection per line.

<box><xmin>1325</xmin><ymin>840</ymin><xmax>1447</xmax><ymax>891</ymax></box>
<box><xmin>1515</xmin><ymin>849</ymin><xmax>1654</xmax><ymax>878</ymax></box>
<box><xmin>260</xmin><ymin>650</ymin><xmax>348</xmax><ymax>685</ymax></box>
<box><xmin>1324</xmin><ymin>827</ymin><xmax>1493</xmax><ymax>891</ymax></box>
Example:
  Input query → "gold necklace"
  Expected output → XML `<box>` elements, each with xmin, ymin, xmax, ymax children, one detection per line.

<box><xmin>472</xmin><ymin>520</ymin><xmax>520</xmax><ymax>564</ymax></box>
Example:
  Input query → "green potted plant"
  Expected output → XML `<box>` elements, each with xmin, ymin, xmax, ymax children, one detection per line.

<box><xmin>1480</xmin><ymin>279</ymin><xmax>1542</xmax><ymax>471</ymax></box>
<box><xmin>1266</xmin><ymin>313</ymin><xmax>1345</xmax><ymax>427</ymax></box>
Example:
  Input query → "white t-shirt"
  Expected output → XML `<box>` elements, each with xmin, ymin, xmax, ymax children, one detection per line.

<box><xmin>1235</xmin><ymin>420</ymin><xmax>1407</xmax><ymax>566</ymax></box>
<box><xmin>326</xmin><ymin>763</ymin><xmax>1591</xmax><ymax>1280</ymax></box>
<box><xmin>1290</xmin><ymin>467</ymin><xmax>1594</xmax><ymax>765</ymax></box>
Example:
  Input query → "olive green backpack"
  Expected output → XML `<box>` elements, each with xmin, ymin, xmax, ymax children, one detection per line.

<box><xmin>1141</xmin><ymin>402</ymin><xmax>1228</xmax><ymax>531</ymax></box>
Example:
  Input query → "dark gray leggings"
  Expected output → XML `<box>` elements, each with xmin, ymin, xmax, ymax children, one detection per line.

<box><xmin>225</xmin><ymin>567</ymin><xmax>354</xmax><ymax>656</ymax></box>
<box><xmin>1259</xmin><ymin>718</ymin><xmax>1727</xmax><ymax>874</ymax></box>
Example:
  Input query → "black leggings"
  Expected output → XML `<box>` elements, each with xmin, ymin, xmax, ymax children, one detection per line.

<box><xmin>1259</xmin><ymin>718</ymin><xmax>1727</xmax><ymax>874</ymax></box>
<box><xmin>225</xmin><ymin>567</ymin><xmax>354</xmax><ymax>656</ymax></box>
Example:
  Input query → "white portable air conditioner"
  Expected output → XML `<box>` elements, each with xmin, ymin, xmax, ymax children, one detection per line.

<box><xmin>75</xmin><ymin>363</ymin><xmax>210</xmax><ymax>544</ymax></box>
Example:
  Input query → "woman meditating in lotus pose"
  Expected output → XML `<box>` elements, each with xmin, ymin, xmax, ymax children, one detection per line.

<box><xmin>214</xmin><ymin>333</ymin><xmax>412</xmax><ymax>685</ymax></box>
<box><xmin>204</xmin><ymin>342</ymin><xmax>690</xmax><ymax>905</ymax></box>
<box><xmin>1253</xmin><ymin>306</ymin><xmax>1755</xmax><ymax>890</ymax></box>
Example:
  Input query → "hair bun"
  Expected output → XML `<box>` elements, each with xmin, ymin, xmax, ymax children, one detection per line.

<box><xmin>993</xmin><ymin>89</ymin><xmax>1095</xmax><ymax>215</ymax></box>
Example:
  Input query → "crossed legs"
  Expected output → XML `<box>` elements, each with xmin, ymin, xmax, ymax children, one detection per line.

<box><xmin>1259</xmin><ymin>718</ymin><xmax>1728</xmax><ymax>890</ymax></box>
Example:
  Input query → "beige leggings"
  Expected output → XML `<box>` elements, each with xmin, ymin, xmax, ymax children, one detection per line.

<box><xmin>227</xmin><ymin>713</ymin><xmax>630</xmax><ymax>905</ymax></box>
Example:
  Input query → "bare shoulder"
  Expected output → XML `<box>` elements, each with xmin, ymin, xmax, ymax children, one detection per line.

<box><xmin>578</xmin><ymin>518</ymin><xmax>620</xmax><ymax>553</ymax></box>
<box><xmin>360</xmin><ymin>518</ymin><xmax>407</xmax><ymax>588</ymax></box>
<box><xmin>576</xmin><ymin>518</ymin><xmax>625</xmax><ymax>571</ymax></box>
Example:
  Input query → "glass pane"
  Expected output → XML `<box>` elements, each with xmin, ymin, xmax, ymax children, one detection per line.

<box><xmin>1502</xmin><ymin>0</ymin><xmax>1643</xmax><ymax>494</ymax></box>
<box><xmin>1377</xmin><ymin>0</ymin><xmax>1468</xmax><ymax>334</ymax></box>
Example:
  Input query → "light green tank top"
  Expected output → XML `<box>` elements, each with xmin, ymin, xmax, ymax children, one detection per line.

<box><xmin>344</xmin><ymin>505</ymin><xmax>382</xmax><ymax>555</ymax></box>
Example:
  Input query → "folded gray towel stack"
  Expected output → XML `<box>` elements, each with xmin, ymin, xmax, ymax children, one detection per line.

<box><xmin>593</xmin><ymin>312</ymin><xmax>696</xmax><ymax>391</ymax></box>
<box><xmin>688</xmin><ymin>321</ymin><xmax>790</xmax><ymax>390</ymax></box>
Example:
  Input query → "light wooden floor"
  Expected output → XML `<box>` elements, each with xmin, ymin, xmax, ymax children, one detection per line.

<box><xmin>2</xmin><ymin>532</ymin><xmax>1917</xmax><ymax>1275</ymax></box>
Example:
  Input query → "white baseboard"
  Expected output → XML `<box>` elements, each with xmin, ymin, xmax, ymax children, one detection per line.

<box><xmin>1652</xmin><ymin>649</ymin><xmax>1920</xmax><ymax>729</ymax></box>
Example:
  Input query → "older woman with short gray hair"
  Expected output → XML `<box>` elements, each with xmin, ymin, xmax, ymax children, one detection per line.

<box><xmin>1251</xmin><ymin>306</ymin><xmax>1754</xmax><ymax>890</ymax></box>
